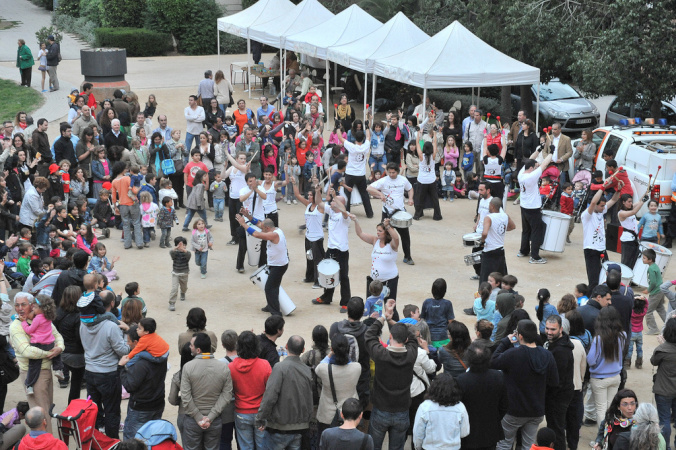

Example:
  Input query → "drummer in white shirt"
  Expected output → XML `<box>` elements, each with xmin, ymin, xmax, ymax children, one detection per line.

<box><xmin>470</xmin><ymin>182</ymin><xmax>493</xmax><ymax>280</ymax></box>
<box><xmin>335</xmin><ymin>117</ymin><xmax>374</xmax><ymax>218</ymax></box>
<box><xmin>312</xmin><ymin>186</ymin><xmax>354</xmax><ymax>313</ymax></box>
<box><xmin>367</xmin><ymin>162</ymin><xmax>415</xmax><ymax>265</ymax></box>
<box><xmin>479</xmin><ymin>197</ymin><xmax>516</xmax><ymax>284</ymax></box>
<box><xmin>290</xmin><ymin>176</ymin><xmax>325</xmax><ymax>288</ymax></box>
<box><xmin>236</xmin><ymin>173</ymin><xmax>267</xmax><ymax>273</ymax></box>
<box><xmin>517</xmin><ymin>150</ymin><xmax>553</xmax><ymax>264</ymax></box>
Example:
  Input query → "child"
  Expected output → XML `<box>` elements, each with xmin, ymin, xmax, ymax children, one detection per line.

<box><xmin>539</xmin><ymin>178</ymin><xmax>552</xmax><ymax>203</ymax></box>
<box><xmin>89</xmin><ymin>242</ymin><xmax>119</xmax><ymax>282</ymax></box>
<box><xmin>626</xmin><ymin>295</ymin><xmax>648</xmax><ymax>369</ymax></box>
<box><xmin>282</xmin><ymin>90</ymin><xmax>297</xmax><ymax>111</ymax></box>
<box><xmin>191</xmin><ymin>218</ymin><xmax>213</xmax><ymax>279</ymax></box>
<box><xmin>473</xmin><ymin>282</ymin><xmax>495</xmax><ymax>321</ymax></box>
<box><xmin>559</xmin><ymin>182</ymin><xmax>574</xmax><ymax>243</ymax></box>
<box><xmin>23</xmin><ymin>259</ymin><xmax>45</xmax><ymax>293</ymax></box>
<box><xmin>93</xmin><ymin>189</ymin><xmax>115</xmax><ymax>232</ymax></box>
<box><xmin>68</xmin><ymin>203</ymin><xmax>84</xmax><ymax>232</ymax></box>
<box><xmin>75</xmin><ymin>224</ymin><xmax>98</xmax><ymax>255</ymax></box>
<box><xmin>58</xmin><ymin>160</ymin><xmax>71</xmax><ymax>205</ymax></box>
<box><xmin>17</xmin><ymin>243</ymin><xmax>33</xmax><ymax>277</ymax></box>
<box><xmin>466</xmin><ymin>172</ymin><xmax>479</xmax><ymax>200</ymax></box>
<box><xmin>157</xmin><ymin>197</ymin><xmax>179</xmax><ymax>248</ymax></box>
<box><xmin>139</xmin><ymin>191</ymin><xmax>158</xmax><ymax>247</ymax></box>
<box><xmin>169</xmin><ymin>236</ymin><xmax>191</xmax><ymax>311</ymax></box>
<box><xmin>77</xmin><ymin>273</ymin><xmax>120</xmax><ymax>326</ymax></box>
<box><xmin>364</xmin><ymin>280</ymin><xmax>386</xmax><ymax>318</ymax></box>
<box><xmin>453</xmin><ymin>171</ymin><xmax>467</xmax><ymax>199</ymax></box>
<box><xmin>0</xmin><ymin>401</ymin><xmax>29</xmax><ymax>429</ymax></box>
<box><xmin>420</xmin><ymin>278</ymin><xmax>455</xmax><ymax>348</ymax></box>
<box><xmin>402</xmin><ymin>304</ymin><xmax>421</xmax><ymax>322</ymax></box>
<box><xmin>369</xmin><ymin>123</ymin><xmax>386</xmax><ymax>174</ymax></box>
<box><xmin>21</xmin><ymin>295</ymin><xmax>64</xmax><ymax>394</ymax></box>
<box><xmin>54</xmin><ymin>206</ymin><xmax>76</xmax><ymax>242</ymax></box>
<box><xmin>572</xmin><ymin>181</ymin><xmax>586</xmax><ymax>210</ymax></box>
<box><xmin>440</xmin><ymin>162</ymin><xmax>456</xmax><ymax>202</ymax></box>
<box><xmin>209</xmin><ymin>171</ymin><xmax>228</xmax><ymax>222</ymax></box>
<box><xmin>182</xmin><ymin>170</ymin><xmax>209</xmax><ymax>232</ymax></box>
<box><xmin>535</xmin><ymin>288</ymin><xmax>557</xmax><ymax>333</ymax></box>
<box><xmin>637</xmin><ymin>200</ymin><xmax>663</xmax><ymax>244</ymax></box>
<box><xmin>128</xmin><ymin>165</ymin><xmax>143</xmax><ymax>202</ymax></box>
<box><xmin>329</xmin><ymin>125</ymin><xmax>345</xmax><ymax>146</ymax></box>
<box><xmin>575</xmin><ymin>283</ymin><xmax>589</xmax><ymax>306</ymax></box>
<box><xmin>644</xmin><ymin>248</ymin><xmax>666</xmax><ymax>335</ymax></box>
<box><xmin>140</xmin><ymin>174</ymin><xmax>158</xmax><ymax>205</ymax></box>
<box><xmin>49</xmin><ymin>239</ymin><xmax>63</xmax><ymax>258</ymax></box>
<box><xmin>119</xmin><ymin>317</ymin><xmax>170</xmax><ymax>367</ymax></box>
<box><xmin>461</xmin><ymin>142</ymin><xmax>474</xmax><ymax>181</ymax></box>
<box><xmin>302</xmin><ymin>152</ymin><xmax>316</xmax><ymax>196</ymax></box>
<box><xmin>158</xmin><ymin>178</ymin><xmax>179</xmax><ymax>209</ymax></box>
<box><xmin>224</xmin><ymin>116</ymin><xmax>238</xmax><ymax>138</ymax></box>
<box><xmin>531</xmin><ymin>427</ymin><xmax>556</xmax><ymax>450</ymax></box>
<box><xmin>285</xmin><ymin>156</ymin><xmax>301</xmax><ymax>204</ymax></box>
<box><xmin>121</xmin><ymin>281</ymin><xmax>147</xmax><ymax>317</ymax></box>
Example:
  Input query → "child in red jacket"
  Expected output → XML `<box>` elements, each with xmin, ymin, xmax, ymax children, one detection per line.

<box><xmin>560</xmin><ymin>182</ymin><xmax>575</xmax><ymax>243</ymax></box>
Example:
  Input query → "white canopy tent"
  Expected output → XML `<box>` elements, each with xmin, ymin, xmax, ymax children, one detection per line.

<box><xmin>216</xmin><ymin>0</ymin><xmax>294</xmax><ymax>96</ymax></box>
<box><xmin>285</xmin><ymin>4</ymin><xmax>382</xmax><ymax>116</ymax></box>
<box><xmin>373</xmin><ymin>20</ymin><xmax>541</xmax><ymax>125</ymax></box>
<box><xmin>327</xmin><ymin>12</ymin><xmax>429</xmax><ymax>121</ymax></box>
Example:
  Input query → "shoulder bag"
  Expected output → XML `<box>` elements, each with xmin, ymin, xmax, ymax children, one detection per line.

<box><xmin>328</xmin><ymin>363</ymin><xmax>344</xmax><ymax>427</ymax></box>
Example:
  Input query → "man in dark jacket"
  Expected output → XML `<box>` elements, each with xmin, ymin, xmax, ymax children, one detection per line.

<box><xmin>606</xmin><ymin>269</ymin><xmax>633</xmax><ymax>338</ymax></box>
<box><xmin>366</xmin><ymin>299</ymin><xmax>418</xmax><ymax>450</ymax></box>
<box><xmin>491</xmin><ymin>319</ymin><xmax>559</xmax><ymax>450</ymax></box>
<box><xmin>54</xmin><ymin>123</ymin><xmax>77</xmax><ymax>170</ymax></box>
<box><xmin>578</xmin><ymin>284</ymin><xmax>612</xmax><ymax>334</ymax></box>
<box><xmin>456</xmin><ymin>340</ymin><xmax>507</xmax><ymax>450</ymax></box>
<box><xmin>256</xmin><ymin>335</ymin><xmax>313</xmax><ymax>449</ymax></box>
<box><xmin>52</xmin><ymin>250</ymin><xmax>88</xmax><ymax>305</ymax></box>
<box><xmin>119</xmin><ymin>323</ymin><xmax>167</xmax><ymax>440</ymax></box>
<box><xmin>112</xmin><ymin>90</ymin><xmax>132</xmax><ymax>126</ymax></box>
<box><xmin>543</xmin><ymin>315</ymin><xmax>574</xmax><ymax>450</ymax></box>
<box><xmin>46</xmin><ymin>35</ymin><xmax>60</xmax><ymax>91</ymax></box>
<box><xmin>258</xmin><ymin>315</ymin><xmax>284</xmax><ymax>368</ymax></box>
<box><xmin>329</xmin><ymin>297</ymin><xmax>370</xmax><ymax>408</ymax></box>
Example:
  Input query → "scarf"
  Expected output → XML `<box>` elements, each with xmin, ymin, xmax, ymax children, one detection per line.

<box><xmin>336</xmin><ymin>104</ymin><xmax>351</xmax><ymax>119</ymax></box>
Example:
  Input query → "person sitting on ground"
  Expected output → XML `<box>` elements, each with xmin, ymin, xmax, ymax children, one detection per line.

<box><xmin>18</xmin><ymin>407</ymin><xmax>67</xmax><ymax>450</ymax></box>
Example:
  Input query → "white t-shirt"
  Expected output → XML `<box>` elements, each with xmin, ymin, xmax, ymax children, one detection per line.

<box><xmin>417</xmin><ymin>154</ymin><xmax>436</xmax><ymax>184</ymax></box>
<box><xmin>371</xmin><ymin>239</ymin><xmax>398</xmax><ymax>281</ymax></box>
<box><xmin>483</xmin><ymin>156</ymin><xmax>504</xmax><ymax>182</ymax></box>
<box><xmin>239</xmin><ymin>186</ymin><xmax>265</xmax><ymax>221</ymax></box>
<box><xmin>370</xmin><ymin>175</ymin><xmax>413</xmax><ymax>214</ymax></box>
<box><xmin>518</xmin><ymin>166</ymin><xmax>543</xmax><ymax>210</ymax></box>
<box><xmin>619</xmin><ymin>213</ymin><xmax>638</xmax><ymax>242</ymax></box>
<box><xmin>582</xmin><ymin>206</ymin><xmax>608</xmax><ymax>251</ymax></box>
<box><xmin>262</xmin><ymin>182</ymin><xmax>278</xmax><ymax>214</ymax></box>
<box><xmin>475</xmin><ymin>196</ymin><xmax>492</xmax><ymax>234</ymax></box>
<box><xmin>484</xmin><ymin>211</ymin><xmax>508</xmax><ymax>252</ymax></box>
<box><xmin>344</xmin><ymin>141</ymin><xmax>369</xmax><ymax>177</ymax></box>
<box><xmin>327</xmin><ymin>203</ymin><xmax>350</xmax><ymax>251</ymax></box>
<box><xmin>305</xmin><ymin>204</ymin><xmax>324</xmax><ymax>242</ymax></box>
<box><xmin>229</xmin><ymin>168</ymin><xmax>245</xmax><ymax>200</ymax></box>
<box><xmin>267</xmin><ymin>229</ymin><xmax>289</xmax><ymax>266</ymax></box>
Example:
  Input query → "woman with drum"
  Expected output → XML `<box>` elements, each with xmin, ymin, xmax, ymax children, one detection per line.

<box><xmin>618</xmin><ymin>188</ymin><xmax>648</xmax><ymax>267</ymax></box>
<box><xmin>260</xmin><ymin>166</ymin><xmax>289</xmax><ymax>227</ymax></box>
<box><xmin>412</xmin><ymin>128</ymin><xmax>442</xmax><ymax>221</ymax></box>
<box><xmin>354</xmin><ymin>217</ymin><xmax>401</xmax><ymax>321</ymax></box>
<box><xmin>290</xmin><ymin>175</ymin><xmax>325</xmax><ymax>288</ymax></box>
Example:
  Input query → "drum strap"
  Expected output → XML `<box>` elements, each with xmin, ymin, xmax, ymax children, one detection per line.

<box><xmin>252</xmin><ymin>190</ymin><xmax>257</xmax><ymax>216</ymax></box>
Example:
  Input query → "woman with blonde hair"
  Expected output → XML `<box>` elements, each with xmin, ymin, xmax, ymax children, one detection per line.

<box><xmin>213</xmin><ymin>70</ymin><xmax>233</xmax><ymax>114</ymax></box>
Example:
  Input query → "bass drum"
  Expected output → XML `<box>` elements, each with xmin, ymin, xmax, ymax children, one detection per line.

<box><xmin>249</xmin><ymin>265</ymin><xmax>296</xmax><ymax>316</ymax></box>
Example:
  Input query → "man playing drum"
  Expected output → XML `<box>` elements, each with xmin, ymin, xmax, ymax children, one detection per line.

<box><xmin>367</xmin><ymin>162</ymin><xmax>415</xmax><ymax>265</ymax></box>
<box><xmin>517</xmin><ymin>150</ymin><xmax>553</xmax><ymax>264</ymax></box>
<box><xmin>479</xmin><ymin>198</ymin><xmax>516</xmax><ymax>283</ymax></box>
<box><xmin>312</xmin><ymin>187</ymin><xmax>354</xmax><ymax>313</ymax></box>
<box><xmin>463</xmin><ymin>182</ymin><xmax>493</xmax><ymax>316</ymax></box>
<box><xmin>236</xmin><ymin>173</ymin><xmax>267</xmax><ymax>272</ymax></box>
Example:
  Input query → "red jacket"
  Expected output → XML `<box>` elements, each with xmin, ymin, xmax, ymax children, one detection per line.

<box><xmin>19</xmin><ymin>433</ymin><xmax>69</xmax><ymax>450</ymax></box>
<box><xmin>229</xmin><ymin>357</ymin><xmax>271</xmax><ymax>414</ymax></box>
<box><xmin>605</xmin><ymin>169</ymin><xmax>633</xmax><ymax>195</ymax></box>
<box><xmin>560</xmin><ymin>193</ymin><xmax>574</xmax><ymax>215</ymax></box>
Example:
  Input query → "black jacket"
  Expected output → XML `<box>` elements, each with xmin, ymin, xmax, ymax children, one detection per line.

<box><xmin>456</xmin><ymin>369</ymin><xmax>508</xmax><ymax>448</ymax></box>
<box><xmin>52</xmin><ymin>267</ymin><xmax>86</xmax><ymax>306</ymax></box>
<box><xmin>515</xmin><ymin>132</ymin><xmax>538</xmax><ymax>160</ymax></box>
<box><xmin>259</xmin><ymin>334</ymin><xmax>280</xmax><ymax>368</ymax></box>
<box><xmin>104</xmin><ymin>131</ymin><xmax>129</xmax><ymax>150</ymax></box>
<box><xmin>544</xmin><ymin>332</ymin><xmax>575</xmax><ymax>395</ymax></box>
<box><xmin>54</xmin><ymin>136</ymin><xmax>77</xmax><ymax>168</ymax></box>
<box><xmin>46</xmin><ymin>42</ymin><xmax>60</xmax><ymax>66</ymax></box>
<box><xmin>121</xmin><ymin>357</ymin><xmax>167</xmax><ymax>411</ymax></box>
<box><xmin>54</xmin><ymin>308</ymin><xmax>84</xmax><ymax>355</ymax></box>
<box><xmin>610</xmin><ymin>292</ymin><xmax>633</xmax><ymax>338</ymax></box>
<box><xmin>578</xmin><ymin>299</ymin><xmax>603</xmax><ymax>335</ymax></box>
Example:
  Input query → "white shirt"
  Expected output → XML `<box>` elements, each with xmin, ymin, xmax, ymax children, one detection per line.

<box><xmin>239</xmin><ymin>186</ymin><xmax>265</xmax><ymax>221</ymax></box>
<box><xmin>475</xmin><ymin>196</ymin><xmax>492</xmax><ymax>234</ymax></box>
<box><xmin>483</xmin><ymin>156</ymin><xmax>503</xmax><ymax>182</ymax></box>
<box><xmin>551</xmin><ymin>135</ymin><xmax>561</xmax><ymax>162</ymax></box>
<box><xmin>229</xmin><ymin>168</ymin><xmax>245</xmax><ymax>200</ymax></box>
<box><xmin>267</xmin><ymin>229</ymin><xmax>289</xmax><ymax>266</ymax></box>
<box><xmin>619</xmin><ymin>213</ymin><xmax>638</xmax><ymax>242</ymax></box>
<box><xmin>184</xmin><ymin>106</ymin><xmax>205</xmax><ymax>135</ymax></box>
<box><xmin>417</xmin><ymin>154</ymin><xmax>435</xmax><ymax>184</ymax></box>
<box><xmin>344</xmin><ymin>141</ymin><xmax>369</xmax><ymax>177</ymax></box>
<box><xmin>582</xmin><ymin>206</ymin><xmax>608</xmax><ymax>251</ymax></box>
<box><xmin>371</xmin><ymin>239</ymin><xmax>398</xmax><ymax>281</ymax></box>
<box><xmin>371</xmin><ymin>175</ymin><xmax>412</xmax><ymax>214</ymax></box>
<box><xmin>262</xmin><ymin>182</ymin><xmax>278</xmax><ymax>214</ymax></box>
<box><xmin>305</xmin><ymin>204</ymin><xmax>324</xmax><ymax>242</ymax></box>
<box><xmin>518</xmin><ymin>166</ymin><xmax>543</xmax><ymax>210</ymax></box>
<box><xmin>327</xmin><ymin>203</ymin><xmax>350</xmax><ymax>252</ymax></box>
<box><xmin>484</xmin><ymin>211</ymin><xmax>508</xmax><ymax>252</ymax></box>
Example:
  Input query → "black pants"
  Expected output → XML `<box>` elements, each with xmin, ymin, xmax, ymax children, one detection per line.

<box><xmin>65</xmin><ymin>364</ymin><xmax>85</xmax><ymax>405</ymax></box>
<box><xmin>344</xmin><ymin>174</ymin><xmax>374</xmax><ymax>217</ymax></box>
<box><xmin>229</xmin><ymin>199</ymin><xmax>241</xmax><ymax>240</ymax></box>
<box><xmin>382</xmin><ymin>210</ymin><xmax>412</xmax><ymax>260</ymax></box>
<box><xmin>207</xmin><ymin>170</ymin><xmax>215</xmax><ymax>207</ymax></box>
<box><xmin>620</xmin><ymin>240</ymin><xmax>639</xmax><ymax>267</ymax></box>
<box><xmin>668</xmin><ymin>202</ymin><xmax>676</xmax><ymax>239</ymax></box>
<box><xmin>472</xmin><ymin>244</ymin><xmax>484</xmax><ymax>277</ymax></box>
<box><xmin>266</xmin><ymin>211</ymin><xmax>279</xmax><ymax>227</ymax></box>
<box><xmin>265</xmin><ymin>264</ymin><xmax>288</xmax><ymax>316</ymax></box>
<box><xmin>319</xmin><ymin>248</ymin><xmax>351</xmax><ymax>306</ymax></box>
<box><xmin>487</xmin><ymin>181</ymin><xmax>504</xmax><ymax>201</ymax></box>
<box><xmin>519</xmin><ymin>207</ymin><xmax>545</xmax><ymax>259</ymax></box>
<box><xmin>366</xmin><ymin>275</ymin><xmax>399</xmax><ymax>321</ymax></box>
<box><xmin>584</xmin><ymin>248</ymin><xmax>606</xmax><ymax>291</ymax></box>
<box><xmin>170</xmin><ymin>171</ymin><xmax>185</xmax><ymax>207</ymax></box>
<box><xmin>479</xmin><ymin>247</ymin><xmax>507</xmax><ymax>284</ymax></box>
<box><xmin>26</xmin><ymin>343</ymin><xmax>62</xmax><ymax>387</ymax></box>
<box><xmin>545</xmin><ymin>390</ymin><xmax>573</xmax><ymax>450</ymax></box>
<box><xmin>20</xmin><ymin>67</ymin><xmax>32</xmax><ymax>87</ymax></box>
<box><xmin>414</xmin><ymin>182</ymin><xmax>442</xmax><ymax>220</ymax></box>
<box><xmin>305</xmin><ymin>238</ymin><xmax>325</xmax><ymax>283</ymax></box>
<box><xmin>565</xmin><ymin>389</ymin><xmax>583</xmax><ymax>450</ymax></box>
<box><xmin>86</xmin><ymin>370</ymin><xmax>122</xmax><ymax>439</ymax></box>
<box><xmin>236</xmin><ymin>226</ymin><xmax>267</xmax><ymax>270</ymax></box>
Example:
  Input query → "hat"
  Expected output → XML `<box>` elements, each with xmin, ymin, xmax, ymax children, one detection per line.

<box><xmin>119</xmin><ymin>89</ymin><xmax>127</xmax><ymax>95</ymax></box>
<box><xmin>102</xmin><ymin>182</ymin><xmax>112</xmax><ymax>191</ymax></box>
<box><xmin>49</xmin><ymin>164</ymin><xmax>59</xmax><ymax>174</ymax></box>
<box><xmin>48</xmin><ymin>35</ymin><xmax>55</xmax><ymax>40</ymax></box>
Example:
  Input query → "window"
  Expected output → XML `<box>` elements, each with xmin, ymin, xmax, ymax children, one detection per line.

<box><xmin>609</xmin><ymin>99</ymin><xmax>631</xmax><ymax>117</ymax></box>
<box><xmin>661</xmin><ymin>104</ymin><xmax>676</xmax><ymax>125</ymax></box>
<box><xmin>604</xmin><ymin>135</ymin><xmax>623</xmax><ymax>157</ymax></box>
<box><xmin>592</xmin><ymin>131</ymin><xmax>607</xmax><ymax>149</ymax></box>
<box><xmin>533</xmin><ymin>82</ymin><xmax>582</xmax><ymax>102</ymax></box>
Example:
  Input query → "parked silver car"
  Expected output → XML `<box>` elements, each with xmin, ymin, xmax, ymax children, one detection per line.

<box><xmin>511</xmin><ymin>80</ymin><xmax>600</xmax><ymax>135</ymax></box>
<box><xmin>605</xmin><ymin>96</ymin><xmax>676</xmax><ymax>126</ymax></box>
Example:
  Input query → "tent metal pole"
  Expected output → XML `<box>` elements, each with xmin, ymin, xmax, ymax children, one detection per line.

<box><xmin>325</xmin><ymin>59</ymin><xmax>330</xmax><ymax>123</ymax></box>
<box><xmin>247</xmin><ymin>36</ymin><xmax>251</xmax><ymax>99</ymax></box>
<box><xmin>363</xmin><ymin>73</ymin><xmax>367</xmax><ymax>123</ymax></box>
<box><xmin>477</xmin><ymin>87</ymin><xmax>480</xmax><ymax>110</ymax></box>
<box><xmin>535</xmin><ymin>81</ymin><xmax>541</xmax><ymax>133</ymax></box>
<box><xmin>371</xmin><ymin>74</ymin><xmax>376</xmax><ymax>120</ymax></box>
<box><xmin>334</xmin><ymin>62</ymin><xmax>337</xmax><ymax>87</ymax></box>
<box><xmin>217</xmin><ymin>30</ymin><xmax>220</xmax><ymax>69</ymax></box>
<box><xmin>422</xmin><ymin>88</ymin><xmax>427</xmax><ymax>123</ymax></box>
<box><xmin>281</xmin><ymin>48</ymin><xmax>285</xmax><ymax>103</ymax></box>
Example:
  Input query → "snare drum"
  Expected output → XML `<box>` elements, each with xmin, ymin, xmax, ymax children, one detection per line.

<box><xmin>391</xmin><ymin>211</ymin><xmax>413</xmax><ymax>228</ymax></box>
<box><xmin>250</xmin><ymin>265</ymin><xmax>296</xmax><ymax>315</ymax></box>
<box><xmin>462</xmin><ymin>232</ymin><xmax>482</xmax><ymax>247</ymax></box>
<box><xmin>463</xmin><ymin>251</ymin><xmax>483</xmax><ymax>266</ymax></box>
<box><xmin>245</xmin><ymin>223</ymin><xmax>262</xmax><ymax>266</ymax></box>
<box><xmin>317</xmin><ymin>259</ymin><xmax>340</xmax><ymax>288</ymax></box>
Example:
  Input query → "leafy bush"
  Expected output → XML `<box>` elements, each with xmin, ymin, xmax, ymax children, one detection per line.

<box><xmin>56</xmin><ymin>0</ymin><xmax>79</xmax><ymax>17</ymax></box>
<box><xmin>79</xmin><ymin>0</ymin><xmax>102</xmax><ymax>26</ymax></box>
<box><xmin>35</xmin><ymin>26</ymin><xmax>62</xmax><ymax>46</ymax></box>
<box><xmin>219</xmin><ymin>33</ymin><xmax>248</xmax><ymax>55</ymax></box>
<box><xmin>428</xmin><ymin>91</ymin><xmax>501</xmax><ymax>118</ymax></box>
<box><xmin>94</xmin><ymin>28</ymin><xmax>171</xmax><ymax>57</ymax></box>
<box><xmin>99</xmin><ymin>0</ymin><xmax>145</xmax><ymax>28</ymax></box>
<box><xmin>52</xmin><ymin>13</ymin><xmax>97</xmax><ymax>46</ymax></box>
<box><xmin>29</xmin><ymin>0</ymin><xmax>53</xmax><ymax>11</ymax></box>
<box><xmin>175</xmin><ymin>0</ymin><xmax>222</xmax><ymax>55</ymax></box>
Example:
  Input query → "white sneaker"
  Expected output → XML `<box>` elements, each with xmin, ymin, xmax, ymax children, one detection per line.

<box><xmin>26</xmin><ymin>386</ymin><xmax>34</xmax><ymax>395</ymax></box>
<box><xmin>293</xmin><ymin>199</ymin><xmax>298</xmax><ymax>204</ymax></box>
<box><xmin>54</xmin><ymin>370</ymin><xmax>65</xmax><ymax>380</ymax></box>
<box><xmin>513</xmin><ymin>198</ymin><xmax>520</xmax><ymax>205</ymax></box>
<box><xmin>286</xmin><ymin>199</ymin><xmax>291</xmax><ymax>205</ymax></box>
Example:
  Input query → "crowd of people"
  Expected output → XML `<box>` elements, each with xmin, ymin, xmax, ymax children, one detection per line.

<box><xmin>0</xmin><ymin>55</ymin><xmax>674</xmax><ymax>450</ymax></box>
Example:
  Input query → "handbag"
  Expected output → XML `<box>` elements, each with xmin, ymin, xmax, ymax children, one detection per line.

<box><xmin>0</xmin><ymin>347</ymin><xmax>19</xmax><ymax>385</ymax></box>
<box><xmin>328</xmin><ymin>364</ymin><xmax>344</xmax><ymax>427</ymax></box>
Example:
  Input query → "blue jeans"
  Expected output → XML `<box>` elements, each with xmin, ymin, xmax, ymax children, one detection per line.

<box><xmin>368</xmin><ymin>408</ymin><xmax>409</xmax><ymax>450</ymax></box>
<box><xmin>185</xmin><ymin>132</ymin><xmax>198</xmax><ymax>154</ymax></box>
<box><xmin>195</xmin><ymin>250</ymin><xmax>208</xmax><ymax>274</ymax></box>
<box><xmin>120</xmin><ymin>204</ymin><xmax>143</xmax><ymax>248</ymax></box>
<box><xmin>123</xmin><ymin>406</ymin><xmax>164</xmax><ymax>441</ymax></box>
<box><xmin>235</xmin><ymin>412</ymin><xmax>265</xmax><ymax>450</ymax></box>
<box><xmin>183</xmin><ymin>208</ymin><xmax>207</xmax><ymax>229</ymax></box>
<box><xmin>627</xmin><ymin>331</ymin><xmax>643</xmax><ymax>359</ymax></box>
<box><xmin>263</xmin><ymin>431</ymin><xmax>302</xmax><ymax>450</ymax></box>
<box><xmin>369</xmin><ymin>154</ymin><xmax>387</xmax><ymax>173</ymax></box>
<box><xmin>214</xmin><ymin>198</ymin><xmax>225</xmax><ymax>219</ymax></box>
<box><xmin>142</xmin><ymin>227</ymin><xmax>154</xmax><ymax>243</ymax></box>
<box><xmin>655</xmin><ymin>394</ymin><xmax>676</xmax><ymax>450</ymax></box>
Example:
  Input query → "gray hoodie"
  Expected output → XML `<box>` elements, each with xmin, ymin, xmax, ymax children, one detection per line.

<box><xmin>80</xmin><ymin>319</ymin><xmax>129</xmax><ymax>373</ymax></box>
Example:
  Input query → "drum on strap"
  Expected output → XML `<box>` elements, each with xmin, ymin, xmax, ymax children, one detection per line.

<box><xmin>541</xmin><ymin>211</ymin><xmax>571</xmax><ymax>253</ymax></box>
<box><xmin>317</xmin><ymin>259</ymin><xmax>340</xmax><ymax>288</ymax></box>
<box><xmin>249</xmin><ymin>265</ymin><xmax>296</xmax><ymax>315</ymax></box>
<box><xmin>632</xmin><ymin>241</ymin><xmax>672</xmax><ymax>288</ymax></box>
<box><xmin>463</xmin><ymin>251</ymin><xmax>483</xmax><ymax>266</ymax></box>
<box><xmin>599</xmin><ymin>261</ymin><xmax>634</xmax><ymax>287</ymax></box>
<box><xmin>462</xmin><ymin>232</ymin><xmax>482</xmax><ymax>247</ymax></box>
<box><xmin>246</xmin><ymin>223</ymin><xmax>262</xmax><ymax>266</ymax></box>
<box><xmin>391</xmin><ymin>211</ymin><xmax>413</xmax><ymax>228</ymax></box>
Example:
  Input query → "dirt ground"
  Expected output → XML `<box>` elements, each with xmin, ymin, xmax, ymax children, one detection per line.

<box><xmin>1</xmin><ymin>53</ymin><xmax>670</xmax><ymax>446</ymax></box>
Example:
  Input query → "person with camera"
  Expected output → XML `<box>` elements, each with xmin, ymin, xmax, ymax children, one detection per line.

<box><xmin>383</xmin><ymin>110</ymin><xmax>408</xmax><ymax>166</ymax></box>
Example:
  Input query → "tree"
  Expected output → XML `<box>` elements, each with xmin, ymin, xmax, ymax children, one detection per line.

<box><xmin>571</xmin><ymin>0</ymin><xmax>676</xmax><ymax>119</ymax></box>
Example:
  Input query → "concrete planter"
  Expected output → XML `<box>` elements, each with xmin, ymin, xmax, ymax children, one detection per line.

<box><xmin>80</xmin><ymin>48</ymin><xmax>129</xmax><ymax>102</ymax></box>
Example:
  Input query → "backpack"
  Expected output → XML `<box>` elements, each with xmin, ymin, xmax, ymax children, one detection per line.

<box><xmin>135</xmin><ymin>419</ymin><xmax>178</xmax><ymax>449</ymax></box>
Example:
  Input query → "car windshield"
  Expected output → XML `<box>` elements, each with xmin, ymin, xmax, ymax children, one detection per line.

<box><xmin>536</xmin><ymin>82</ymin><xmax>582</xmax><ymax>101</ymax></box>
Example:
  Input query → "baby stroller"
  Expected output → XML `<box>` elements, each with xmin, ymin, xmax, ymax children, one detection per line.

<box><xmin>50</xmin><ymin>398</ymin><xmax>120</xmax><ymax>450</ymax></box>
<box><xmin>571</xmin><ymin>169</ymin><xmax>592</xmax><ymax>223</ymax></box>
<box><xmin>540</xmin><ymin>164</ymin><xmax>561</xmax><ymax>210</ymax></box>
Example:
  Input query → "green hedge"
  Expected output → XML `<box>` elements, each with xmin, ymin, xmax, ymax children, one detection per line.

<box><xmin>94</xmin><ymin>28</ymin><xmax>171</xmax><ymax>57</ymax></box>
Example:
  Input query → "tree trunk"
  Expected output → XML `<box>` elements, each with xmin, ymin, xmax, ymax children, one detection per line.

<box><xmin>520</xmin><ymin>85</ymin><xmax>534</xmax><ymax>121</ymax></box>
<box><xmin>501</xmin><ymin>86</ymin><xmax>512</xmax><ymax>124</ymax></box>
<box><xmin>650</xmin><ymin>98</ymin><xmax>662</xmax><ymax>120</ymax></box>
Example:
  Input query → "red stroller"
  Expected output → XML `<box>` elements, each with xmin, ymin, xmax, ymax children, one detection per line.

<box><xmin>540</xmin><ymin>164</ymin><xmax>561</xmax><ymax>210</ymax></box>
<box><xmin>50</xmin><ymin>399</ymin><xmax>120</xmax><ymax>450</ymax></box>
